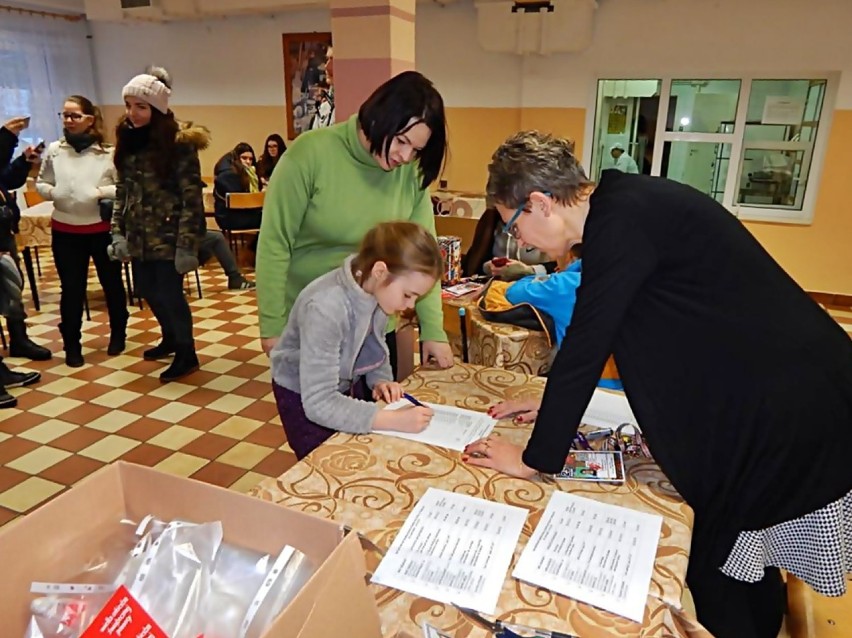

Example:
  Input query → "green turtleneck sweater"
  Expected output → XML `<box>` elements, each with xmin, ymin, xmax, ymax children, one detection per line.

<box><xmin>256</xmin><ymin>115</ymin><xmax>447</xmax><ymax>343</ymax></box>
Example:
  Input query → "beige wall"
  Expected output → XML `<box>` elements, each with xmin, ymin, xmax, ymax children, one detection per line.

<box><xmin>101</xmin><ymin>105</ymin><xmax>288</xmax><ymax>177</ymax></box>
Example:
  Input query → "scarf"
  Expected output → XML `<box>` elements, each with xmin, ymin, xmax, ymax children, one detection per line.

<box><xmin>118</xmin><ymin>123</ymin><xmax>152</xmax><ymax>154</ymax></box>
<box><xmin>64</xmin><ymin>130</ymin><xmax>98</xmax><ymax>154</ymax></box>
<box><xmin>246</xmin><ymin>165</ymin><xmax>260</xmax><ymax>193</ymax></box>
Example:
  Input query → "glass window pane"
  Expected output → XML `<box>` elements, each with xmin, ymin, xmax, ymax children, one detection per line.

<box><xmin>661</xmin><ymin>141</ymin><xmax>730</xmax><ymax>203</ymax></box>
<box><xmin>737</xmin><ymin>148</ymin><xmax>808</xmax><ymax>209</ymax></box>
<box><xmin>745</xmin><ymin>79</ymin><xmax>826</xmax><ymax>143</ymax></box>
<box><xmin>590</xmin><ymin>79</ymin><xmax>662</xmax><ymax>180</ymax></box>
<box><xmin>666</xmin><ymin>80</ymin><xmax>741</xmax><ymax>133</ymax></box>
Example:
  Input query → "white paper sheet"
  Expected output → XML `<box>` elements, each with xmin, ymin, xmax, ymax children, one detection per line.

<box><xmin>582</xmin><ymin>389</ymin><xmax>639</xmax><ymax>431</ymax></box>
<box><xmin>377</xmin><ymin>401</ymin><xmax>496</xmax><ymax>451</ymax></box>
<box><xmin>512</xmin><ymin>491</ymin><xmax>662</xmax><ymax>623</ymax></box>
<box><xmin>371</xmin><ymin>487</ymin><xmax>527</xmax><ymax>615</ymax></box>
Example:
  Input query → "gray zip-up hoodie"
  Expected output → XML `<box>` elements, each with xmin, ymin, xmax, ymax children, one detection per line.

<box><xmin>270</xmin><ymin>255</ymin><xmax>393</xmax><ymax>434</ymax></box>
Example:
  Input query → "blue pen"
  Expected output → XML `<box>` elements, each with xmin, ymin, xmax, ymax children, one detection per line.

<box><xmin>402</xmin><ymin>392</ymin><xmax>425</xmax><ymax>408</ymax></box>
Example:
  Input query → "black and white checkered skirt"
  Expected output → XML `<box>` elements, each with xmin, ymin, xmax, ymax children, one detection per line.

<box><xmin>721</xmin><ymin>488</ymin><xmax>852</xmax><ymax>596</ymax></box>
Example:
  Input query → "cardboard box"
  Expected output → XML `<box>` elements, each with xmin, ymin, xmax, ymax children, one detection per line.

<box><xmin>0</xmin><ymin>461</ymin><xmax>382</xmax><ymax>638</ymax></box>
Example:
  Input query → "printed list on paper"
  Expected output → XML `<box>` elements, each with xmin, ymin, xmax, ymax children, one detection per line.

<box><xmin>512</xmin><ymin>491</ymin><xmax>663</xmax><ymax>623</ymax></box>
<box><xmin>371</xmin><ymin>488</ymin><xmax>527</xmax><ymax>615</ymax></box>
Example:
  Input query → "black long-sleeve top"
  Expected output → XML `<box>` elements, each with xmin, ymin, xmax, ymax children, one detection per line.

<box><xmin>526</xmin><ymin>170</ymin><xmax>852</xmax><ymax>561</ymax></box>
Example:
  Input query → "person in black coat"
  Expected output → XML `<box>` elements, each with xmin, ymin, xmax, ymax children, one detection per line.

<box><xmin>213</xmin><ymin>142</ymin><xmax>261</xmax><ymax>233</ymax></box>
<box><xmin>0</xmin><ymin>117</ymin><xmax>48</xmax><ymax>407</ymax></box>
<box><xmin>464</xmin><ymin>131</ymin><xmax>852</xmax><ymax>638</ymax></box>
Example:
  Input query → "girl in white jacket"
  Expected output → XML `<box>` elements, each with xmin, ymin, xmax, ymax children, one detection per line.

<box><xmin>37</xmin><ymin>95</ymin><xmax>127</xmax><ymax>367</ymax></box>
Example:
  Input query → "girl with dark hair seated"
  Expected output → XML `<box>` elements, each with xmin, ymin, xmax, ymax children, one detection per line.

<box><xmin>213</xmin><ymin>142</ymin><xmax>262</xmax><ymax>232</ymax></box>
<box><xmin>463</xmin><ymin>207</ymin><xmax>556</xmax><ymax>279</ymax></box>
<box><xmin>257</xmin><ymin>71</ymin><xmax>453</xmax><ymax>375</ymax></box>
<box><xmin>256</xmin><ymin>133</ymin><xmax>286</xmax><ymax>187</ymax></box>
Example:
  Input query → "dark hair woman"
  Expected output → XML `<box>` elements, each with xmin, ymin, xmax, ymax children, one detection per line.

<box><xmin>110</xmin><ymin>65</ymin><xmax>209</xmax><ymax>383</ymax></box>
<box><xmin>256</xmin><ymin>71</ymin><xmax>454</xmax><ymax>377</ymax></box>
<box><xmin>256</xmin><ymin>133</ymin><xmax>286</xmax><ymax>186</ymax></box>
<box><xmin>213</xmin><ymin>142</ymin><xmax>261</xmax><ymax>232</ymax></box>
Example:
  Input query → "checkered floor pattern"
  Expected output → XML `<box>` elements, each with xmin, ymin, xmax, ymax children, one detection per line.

<box><xmin>0</xmin><ymin>253</ymin><xmax>293</xmax><ymax>528</ymax></box>
<box><xmin>0</xmin><ymin>253</ymin><xmax>850</xmax><ymax>531</ymax></box>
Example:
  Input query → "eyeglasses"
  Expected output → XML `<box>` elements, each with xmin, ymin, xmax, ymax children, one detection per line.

<box><xmin>58</xmin><ymin>112</ymin><xmax>86</xmax><ymax>122</ymax></box>
<box><xmin>503</xmin><ymin>191</ymin><xmax>551</xmax><ymax>239</ymax></box>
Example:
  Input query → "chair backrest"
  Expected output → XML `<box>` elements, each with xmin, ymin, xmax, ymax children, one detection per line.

<box><xmin>23</xmin><ymin>191</ymin><xmax>45</xmax><ymax>208</ymax></box>
<box><xmin>225</xmin><ymin>192</ymin><xmax>265</xmax><ymax>209</ymax></box>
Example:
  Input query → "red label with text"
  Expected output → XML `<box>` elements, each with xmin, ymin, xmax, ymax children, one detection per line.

<box><xmin>81</xmin><ymin>585</ymin><xmax>168</xmax><ymax>638</ymax></box>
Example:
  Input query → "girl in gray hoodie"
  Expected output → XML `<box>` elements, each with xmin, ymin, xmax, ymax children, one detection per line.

<box><xmin>270</xmin><ymin>221</ymin><xmax>442</xmax><ymax>458</ymax></box>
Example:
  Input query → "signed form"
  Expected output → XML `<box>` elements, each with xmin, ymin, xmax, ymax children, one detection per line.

<box><xmin>371</xmin><ymin>488</ymin><xmax>527</xmax><ymax>614</ymax></box>
<box><xmin>377</xmin><ymin>401</ymin><xmax>495</xmax><ymax>451</ymax></box>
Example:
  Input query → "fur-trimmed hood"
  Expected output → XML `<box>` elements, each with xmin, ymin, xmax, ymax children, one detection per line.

<box><xmin>176</xmin><ymin>121</ymin><xmax>211</xmax><ymax>151</ymax></box>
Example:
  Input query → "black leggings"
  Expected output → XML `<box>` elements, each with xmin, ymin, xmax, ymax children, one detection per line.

<box><xmin>52</xmin><ymin>229</ymin><xmax>127</xmax><ymax>346</ymax></box>
<box><xmin>134</xmin><ymin>259</ymin><xmax>194</xmax><ymax>349</ymax></box>
<box><xmin>686</xmin><ymin>519</ymin><xmax>786</xmax><ymax>638</ymax></box>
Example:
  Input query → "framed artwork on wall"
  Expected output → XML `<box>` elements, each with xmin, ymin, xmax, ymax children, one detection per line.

<box><xmin>282</xmin><ymin>32</ymin><xmax>334</xmax><ymax>139</ymax></box>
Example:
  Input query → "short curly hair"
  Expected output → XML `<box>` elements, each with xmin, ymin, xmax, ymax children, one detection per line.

<box><xmin>486</xmin><ymin>131</ymin><xmax>592</xmax><ymax>208</ymax></box>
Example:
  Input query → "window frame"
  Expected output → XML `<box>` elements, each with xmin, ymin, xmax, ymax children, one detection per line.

<box><xmin>582</xmin><ymin>72</ymin><xmax>840</xmax><ymax>225</ymax></box>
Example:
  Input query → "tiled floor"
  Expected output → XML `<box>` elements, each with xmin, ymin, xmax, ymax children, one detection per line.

<box><xmin>1</xmin><ymin>253</ymin><xmax>850</xmax><ymax>538</ymax></box>
<box><xmin>0</xmin><ymin>253</ymin><xmax>296</xmax><ymax>528</ymax></box>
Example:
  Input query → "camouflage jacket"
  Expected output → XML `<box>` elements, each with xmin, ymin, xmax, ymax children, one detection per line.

<box><xmin>112</xmin><ymin>122</ymin><xmax>210</xmax><ymax>261</ymax></box>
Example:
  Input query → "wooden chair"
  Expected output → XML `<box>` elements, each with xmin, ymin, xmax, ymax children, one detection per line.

<box><xmin>435</xmin><ymin>215</ymin><xmax>479</xmax><ymax>254</ymax></box>
<box><xmin>223</xmin><ymin>191</ymin><xmax>264</xmax><ymax>259</ymax></box>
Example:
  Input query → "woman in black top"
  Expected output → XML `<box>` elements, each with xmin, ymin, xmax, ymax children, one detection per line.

<box><xmin>256</xmin><ymin>133</ymin><xmax>286</xmax><ymax>187</ymax></box>
<box><xmin>465</xmin><ymin>131</ymin><xmax>852</xmax><ymax>638</ymax></box>
<box><xmin>213</xmin><ymin>142</ymin><xmax>262</xmax><ymax>233</ymax></box>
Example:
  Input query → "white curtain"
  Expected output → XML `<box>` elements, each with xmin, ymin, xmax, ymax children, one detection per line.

<box><xmin>0</xmin><ymin>11</ymin><xmax>97</xmax><ymax>148</ymax></box>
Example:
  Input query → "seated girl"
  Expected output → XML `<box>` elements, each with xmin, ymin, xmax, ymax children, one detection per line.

<box><xmin>463</xmin><ymin>207</ymin><xmax>555</xmax><ymax>278</ymax></box>
<box><xmin>256</xmin><ymin>133</ymin><xmax>286</xmax><ymax>188</ymax></box>
<box><xmin>213</xmin><ymin>142</ymin><xmax>262</xmax><ymax>232</ymax></box>
<box><xmin>270</xmin><ymin>221</ymin><xmax>441</xmax><ymax>459</ymax></box>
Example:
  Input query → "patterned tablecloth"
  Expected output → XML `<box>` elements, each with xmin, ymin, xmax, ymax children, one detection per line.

<box><xmin>17</xmin><ymin>200</ymin><xmax>52</xmax><ymax>249</ymax></box>
<box><xmin>250</xmin><ymin>364</ymin><xmax>710</xmax><ymax>637</ymax></box>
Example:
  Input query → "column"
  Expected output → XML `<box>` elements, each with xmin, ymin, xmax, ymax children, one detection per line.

<box><xmin>329</xmin><ymin>0</ymin><xmax>416</xmax><ymax>121</ymax></box>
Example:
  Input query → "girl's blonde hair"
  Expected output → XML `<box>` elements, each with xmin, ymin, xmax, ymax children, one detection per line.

<box><xmin>352</xmin><ymin>221</ymin><xmax>442</xmax><ymax>285</ymax></box>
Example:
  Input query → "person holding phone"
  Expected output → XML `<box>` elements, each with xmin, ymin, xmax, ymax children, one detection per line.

<box><xmin>463</xmin><ymin>207</ymin><xmax>556</xmax><ymax>279</ymax></box>
<box><xmin>37</xmin><ymin>96</ymin><xmax>128</xmax><ymax>367</ymax></box>
<box><xmin>0</xmin><ymin>116</ymin><xmax>52</xmax><ymax>364</ymax></box>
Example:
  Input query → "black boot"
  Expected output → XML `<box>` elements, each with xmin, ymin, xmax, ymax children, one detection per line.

<box><xmin>159</xmin><ymin>347</ymin><xmax>199</xmax><ymax>383</ymax></box>
<box><xmin>107</xmin><ymin>333</ymin><xmax>126</xmax><ymax>356</ymax></box>
<box><xmin>7</xmin><ymin>319</ymin><xmax>52</xmax><ymax>361</ymax></box>
<box><xmin>65</xmin><ymin>348</ymin><xmax>84</xmax><ymax>368</ymax></box>
<box><xmin>107</xmin><ymin>310</ymin><xmax>129</xmax><ymax>356</ymax></box>
<box><xmin>144</xmin><ymin>341</ymin><xmax>176</xmax><ymax>361</ymax></box>
<box><xmin>0</xmin><ymin>385</ymin><xmax>15</xmax><ymax>409</ymax></box>
<box><xmin>58</xmin><ymin>322</ymin><xmax>84</xmax><ymax>367</ymax></box>
<box><xmin>0</xmin><ymin>359</ymin><xmax>40</xmax><ymax>388</ymax></box>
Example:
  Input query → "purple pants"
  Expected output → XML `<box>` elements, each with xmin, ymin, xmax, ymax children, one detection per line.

<box><xmin>273</xmin><ymin>380</ymin><xmax>369</xmax><ymax>460</ymax></box>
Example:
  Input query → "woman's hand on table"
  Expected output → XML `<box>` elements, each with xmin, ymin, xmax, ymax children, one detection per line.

<box><xmin>462</xmin><ymin>436</ymin><xmax>538</xmax><ymax>478</ymax></box>
<box><xmin>260</xmin><ymin>337</ymin><xmax>278</xmax><ymax>356</ymax></box>
<box><xmin>487</xmin><ymin>398</ymin><xmax>541</xmax><ymax>423</ymax></box>
<box><xmin>421</xmin><ymin>341</ymin><xmax>454</xmax><ymax>369</ymax></box>
<box><xmin>373</xmin><ymin>404</ymin><xmax>434</xmax><ymax>433</ymax></box>
<box><xmin>372</xmin><ymin>380</ymin><xmax>403</xmax><ymax>404</ymax></box>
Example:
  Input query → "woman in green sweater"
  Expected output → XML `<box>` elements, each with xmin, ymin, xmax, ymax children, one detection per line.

<box><xmin>257</xmin><ymin>71</ymin><xmax>453</xmax><ymax>372</ymax></box>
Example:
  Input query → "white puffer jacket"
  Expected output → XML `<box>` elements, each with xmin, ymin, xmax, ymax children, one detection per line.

<box><xmin>36</xmin><ymin>139</ymin><xmax>117</xmax><ymax>227</ymax></box>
